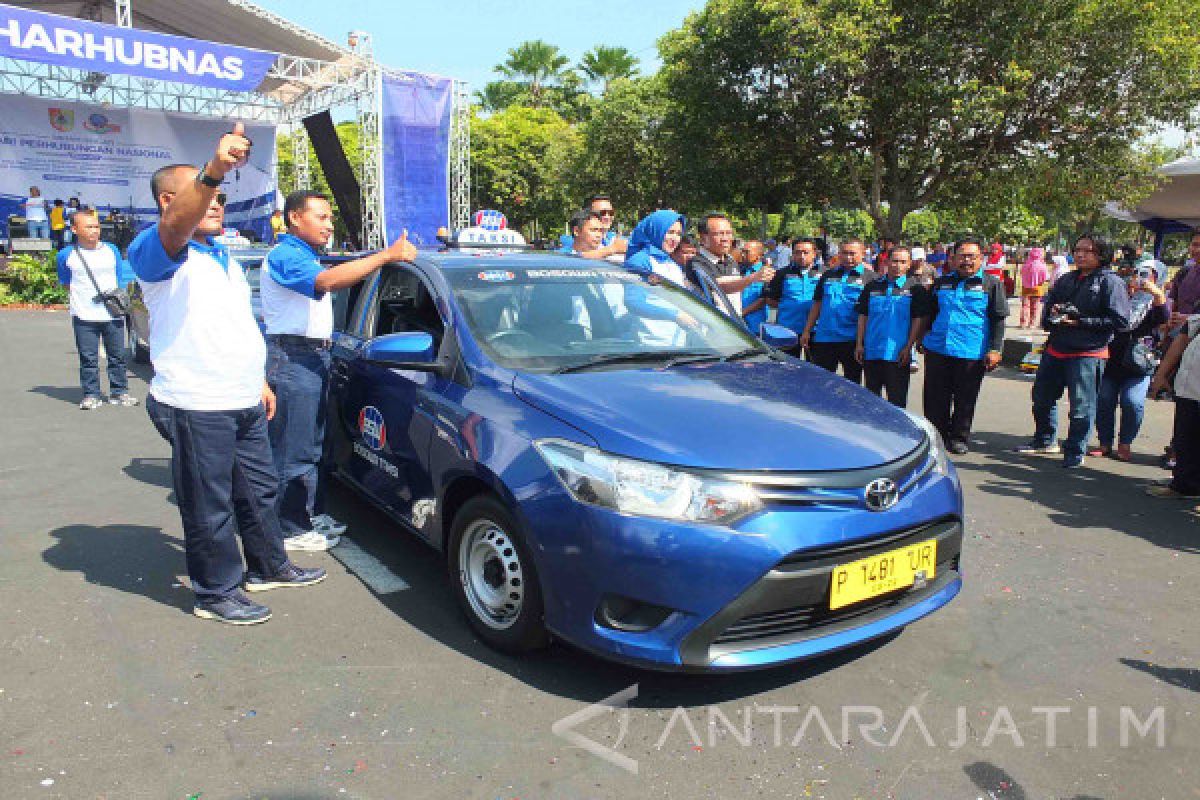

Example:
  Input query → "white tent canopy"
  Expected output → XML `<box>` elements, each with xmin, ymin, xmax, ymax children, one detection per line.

<box><xmin>1104</xmin><ymin>157</ymin><xmax>1200</xmax><ymax>231</ymax></box>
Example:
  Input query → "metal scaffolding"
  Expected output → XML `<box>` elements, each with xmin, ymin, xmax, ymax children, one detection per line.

<box><xmin>450</xmin><ymin>80</ymin><xmax>472</xmax><ymax>232</ymax></box>
<box><xmin>0</xmin><ymin>1</ymin><xmax>470</xmax><ymax>246</ymax></box>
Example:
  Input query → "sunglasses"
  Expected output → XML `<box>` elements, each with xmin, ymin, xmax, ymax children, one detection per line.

<box><xmin>594</xmin><ymin>209</ymin><xmax>615</xmax><ymax>217</ymax></box>
<box><xmin>161</xmin><ymin>191</ymin><xmax>227</xmax><ymax>206</ymax></box>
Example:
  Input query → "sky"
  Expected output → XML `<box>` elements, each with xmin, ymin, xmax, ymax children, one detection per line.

<box><xmin>253</xmin><ymin>0</ymin><xmax>705</xmax><ymax>93</ymax></box>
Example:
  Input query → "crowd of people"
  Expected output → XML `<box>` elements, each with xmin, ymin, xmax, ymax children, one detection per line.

<box><xmin>45</xmin><ymin>122</ymin><xmax>1200</xmax><ymax>624</ymax></box>
<box><xmin>561</xmin><ymin>196</ymin><xmax>1200</xmax><ymax>488</ymax></box>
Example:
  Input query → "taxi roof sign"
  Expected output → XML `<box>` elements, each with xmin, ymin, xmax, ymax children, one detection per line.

<box><xmin>451</xmin><ymin>210</ymin><xmax>527</xmax><ymax>247</ymax></box>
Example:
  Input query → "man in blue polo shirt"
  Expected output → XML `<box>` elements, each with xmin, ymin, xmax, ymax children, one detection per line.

<box><xmin>128</xmin><ymin>123</ymin><xmax>326</xmax><ymax>626</ymax></box>
<box><xmin>765</xmin><ymin>238</ymin><xmax>823</xmax><ymax>355</ymax></box>
<box><xmin>907</xmin><ymin>237</ymin><xmax>1009</xmax><ymax>454</ymax></box>
<box><xmin>799</xmin><ymin>238</ymin><xmax>877</xmax><ymax>383</ymax></box>
<box><xmin>855</xmin><ymin>245</ymin><xmax>918</xmax><ymax>406</ymax></box>
<box><xmin>262</xmin><ymin>190</ymin><xmax>418</xmax><ymax>552</ymax></box>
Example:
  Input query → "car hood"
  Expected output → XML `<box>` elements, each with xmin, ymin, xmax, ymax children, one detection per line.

<box><xmin>512</xmin><ymin>359</ymin><xmax>925</xmax><ymax>471</ymax></box>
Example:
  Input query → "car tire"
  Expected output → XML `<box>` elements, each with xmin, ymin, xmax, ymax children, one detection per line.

<box><xmin>448</xmin><ymin>495</ymin><xmax>549</xmax><ymax>653</ymax></box>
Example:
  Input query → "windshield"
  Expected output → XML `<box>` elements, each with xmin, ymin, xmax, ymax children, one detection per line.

<box><xmin>447</xmin><ymin>266</ymin><xmax>764</xmax><ymax>373</ymax></box>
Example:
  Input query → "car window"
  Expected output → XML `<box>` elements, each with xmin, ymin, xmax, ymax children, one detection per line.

<box><xmin>369</xmin><ymin>266</ymin><xmax>446</xmax><ymax>349</ymax></box>
<box><xmin>447</xmin><ymin>267</ymin><xmax>762</xmax><ymax>372</ymax></box>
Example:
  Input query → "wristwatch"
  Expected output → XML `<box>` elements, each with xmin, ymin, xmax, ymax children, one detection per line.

<box><xmin>195</xmin><ymin>163</ymin><xmax>222</xmax><ymax>188</ymax></box>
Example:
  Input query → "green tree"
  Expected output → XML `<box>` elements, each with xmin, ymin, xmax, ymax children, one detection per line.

<box><xmin>660</xmin><ymin>0</ymin><xmax>1200</xmax><ymax>238</ymax></box>
<box><xmin>471</xmin><ymin>106</ymin><xmax>582</xmax><ymax>237</ymax></box>
<box><xmin>495</xmin><ymin>40</ymin><xmax>574</xmax><ymax>107</ymax></box>
<box><xmin>570</xmin><ymin>76</ymin><xmax>680</xmax><ymax>220</ymax></box>
<box><xmin>578</xmin><ymin>46</ymin><xmax>640</xmax><ymax>93</ymax></box>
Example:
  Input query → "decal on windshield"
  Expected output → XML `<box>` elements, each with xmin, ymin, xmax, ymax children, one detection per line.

<box><xmin>477</xmin><ymin>270</ymin><xmax>515</xmax><ymax>282</ymax></box>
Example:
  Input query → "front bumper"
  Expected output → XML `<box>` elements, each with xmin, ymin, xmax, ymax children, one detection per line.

<box><xmin>520</xmin><ymin>453</ymin><xmax>964</xmax><ymax>672</ymax></box>
<box><xmin>680</xmin><ymin>517</ymin><xmax>962</xmax><ymax>670</ymax></box>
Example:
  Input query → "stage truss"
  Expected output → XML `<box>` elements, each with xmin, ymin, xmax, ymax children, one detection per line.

<box><xmin>0</xmin><ymin>2</ymin><xmax>470</xmax><ymax>248</ymax></box>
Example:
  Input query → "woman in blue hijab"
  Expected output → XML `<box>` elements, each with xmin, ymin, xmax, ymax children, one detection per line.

<box><xmin>625</xmin><ymin>210</ymin><xmax>687</xmax><ymax>286</ymax></box>
<box><xmin>621</xmin><ymin>209</ymin><xmax>701</xmax><ymax>339</ymax></box>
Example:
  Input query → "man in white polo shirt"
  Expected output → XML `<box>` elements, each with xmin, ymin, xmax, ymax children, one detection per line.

<box><xmin>261</xmin><ymin>190</ymin><xmax>417</xmax><ymax>552</ymax></box>
<box><xmin>128</xmin><ymin>123</ymin><xmax>326</xmax><ymax>626</ymax></box>
<box><xmin>55</xmin><ymin>208</ymin><xmax>137</xmax><ymax>410</ymax></box>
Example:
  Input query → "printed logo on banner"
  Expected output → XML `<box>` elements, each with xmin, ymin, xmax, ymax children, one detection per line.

<box><xmin>82</xmin><ymin>113</ymin><xmax>121</xmax><ymax>134</ymax></box>
<box><xmin>47</xmin><ymin>108</ymin><xmax>73</xmax><ymax>132</ymax></box>
<box><xmin>358</xmin><ymin>406</ymin><xmax>388</xmax><ymax>451</ymax></box>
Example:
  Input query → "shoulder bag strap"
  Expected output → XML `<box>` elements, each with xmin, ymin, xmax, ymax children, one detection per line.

<box><xmin>73</xmin><ymin>244</ymin><xmax>105</xmax><ymax>297</ymax></box>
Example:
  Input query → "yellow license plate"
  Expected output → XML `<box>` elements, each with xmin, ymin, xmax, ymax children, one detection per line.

<box><xmin>829</xmin><ymin>539</ymin><xmax>937</xmax><ymax>610</ymax></box>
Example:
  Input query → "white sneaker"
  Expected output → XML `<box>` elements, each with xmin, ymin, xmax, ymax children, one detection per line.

<box><xmin>79</xmin><ymin>395</ymin><xmax>103</xmax><ymax>410</ymax></box>
<box><xmin>283</xmin><ymin>531</ymin><xmax>335</xmax><ymax>552</ymax></box>
<box><xmin>312</xmin><ymin>514</ymin><xmax>348</xmax><ymax>536</ymax></box>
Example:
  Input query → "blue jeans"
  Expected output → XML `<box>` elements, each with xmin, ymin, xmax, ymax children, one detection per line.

<box><xmin>26</xmin><ymin>219</ymin><xmax>49</xmax><ymax>238</ymax></box>
<box><xmin>266</xmin><ymin>340</ymin><xmax>331</xmax><ymax>536</ymax></box>
<box><xmin>1031</xmin><ymin>352</ymin><xmax>1104</xmax><ymax>458</ymax></box>
<box><xmin>145</xmin><ymin>395</ymin><xmax>289</xmax><ymax>601</ymax></box>
<box><xmin>1094</xmin><ymin>372</ymin><xmax>1151</xmax><ymax>447</ymax></box>
<box><xmin>71</xmin><ymin>315</ymin><xmax>128</xmax><ymax>399</ymax></box>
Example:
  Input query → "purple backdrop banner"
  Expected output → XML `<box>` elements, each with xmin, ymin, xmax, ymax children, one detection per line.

<box><xmin>380</xmin><ymin>73</ymin><xmax>452</xmax><ymax>245</ymax></box>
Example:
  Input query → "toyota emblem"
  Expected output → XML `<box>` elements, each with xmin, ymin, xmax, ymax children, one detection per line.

<box><xmin>864</xmin><ymin>478</ymin><xmax>899</xmax><ymax>512</ymax></box>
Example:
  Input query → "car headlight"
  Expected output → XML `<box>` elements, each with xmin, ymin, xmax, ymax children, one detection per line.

<box><xmin>534</xmin><ymin>439</ymin><xmax>762</xmax><ymax>525</ymax></box>
<box><xmin>904</xmin><ymin>410</ymin><xmax>950</xmax><ymax>476</ymax></box>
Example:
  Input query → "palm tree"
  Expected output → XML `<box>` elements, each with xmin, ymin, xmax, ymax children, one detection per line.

<box><xmin>578</xmin><ymin>46</ymin><xmax>639</xmax><ymax>93</ymax></box>
<box><xmin>495</xmin><ymin>40</ymin><xmax>572</xmax><ymax>107</ymax></box>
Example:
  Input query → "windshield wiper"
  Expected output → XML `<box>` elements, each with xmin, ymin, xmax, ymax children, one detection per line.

<box><xmin>552</xmin><ymin>350</ymin><xmax>713</xmax><ymax>374</ymax></box>
<box><xmin>720</xmin><ymin>347</ymin><xmax>770</xmax><ymax>363</ymax></box>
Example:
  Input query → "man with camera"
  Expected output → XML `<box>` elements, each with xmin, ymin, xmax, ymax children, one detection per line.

<box><xmin>128</xmin><ymin>123</ymin><xmax>326</xmax><ymax>625</ymax></box>
<box><xmin>55</xmin><ymin>208</ymin><xmax>136</xmax><ymax>410</ymax></box>
<box><xmin>1016</xmin><ymin>235</ymin><xmax>1131</xmax><ymax>468</ymax></box>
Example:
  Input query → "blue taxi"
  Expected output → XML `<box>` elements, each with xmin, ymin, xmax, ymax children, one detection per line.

<box><xmin>325</xmin><ymin>238</ymin><xmax>964</xmax><ymax>671</ymax></box>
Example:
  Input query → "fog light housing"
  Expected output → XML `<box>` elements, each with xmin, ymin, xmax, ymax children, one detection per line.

<box><xmin>596</xmin><ymin>594</ymin><xmax>675</xmax><ymax>633</ymax></box>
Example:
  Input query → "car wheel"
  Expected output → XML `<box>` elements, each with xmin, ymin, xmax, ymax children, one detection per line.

<box><xmin>448</xmin><ymin>496</ymin><xmax>548</xmax><ymax>653</ymax></box>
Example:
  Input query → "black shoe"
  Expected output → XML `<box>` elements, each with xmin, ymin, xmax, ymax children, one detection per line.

<box><xmin>244</xmin><ymin>562</ymin><xmax>327</xmax><ymax>592</ymax></box>
<box><xmin>1062</xmin><ymin>454</ymin><xmax>1085</xmax><ymax>469</ymax></box>
<box><xmin>193</xmin><ymin>592</ymin><xmax>271</xmax><ymax>625</ymax></box>
<box><xmin>948</xmin><ymin>441</ymin><xmax>969</xmax><ymax>455</ymax></box>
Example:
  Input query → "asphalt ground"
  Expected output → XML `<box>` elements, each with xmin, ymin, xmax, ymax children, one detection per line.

<box><xmin>1</xmin><ymin>309</ymin><xmax>1196</xmax><ymax>800</ymax></box>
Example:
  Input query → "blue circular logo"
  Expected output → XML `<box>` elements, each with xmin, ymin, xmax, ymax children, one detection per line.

<box><xmin>358</xmin><ymin>405</ymin><xmax>387</xmax><ymax>451</ymax></box>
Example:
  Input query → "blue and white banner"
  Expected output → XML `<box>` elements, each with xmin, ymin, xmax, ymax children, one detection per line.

<box><xmin>0</xmin><ymin>94</ymin><xmax>277</xmax><ymax>241</ymax></box>
<box><xmin>381</xmin><ymin>72</ymin><xmax>452</xmax><ymax>245</ymax></box>
<box><xmin>0</xmin><ymin>3</ymin><xmax>277</xmax><ymax>91</ymax></box>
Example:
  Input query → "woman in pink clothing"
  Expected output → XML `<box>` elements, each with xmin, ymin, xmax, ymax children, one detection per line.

<box><xmin>1019</xmin><ymin>247</ymin><xmax>1050</xmax><ymax>328</ymax></box>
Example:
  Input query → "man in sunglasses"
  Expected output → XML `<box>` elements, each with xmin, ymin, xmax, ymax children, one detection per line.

<box><xmin>128</xmin><ymin>123</ymin><xmax>326</xmax><ymax>626</ymax></box>
<box><xmin>560</xmin><ymin>194</ymin><xmax>627</xmax><ymax>260</ymax></box>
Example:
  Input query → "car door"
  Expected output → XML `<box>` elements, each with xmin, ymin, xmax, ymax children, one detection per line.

<box><xmin>328</xmin><ymin>264</ymin><xmax>443</xmax><ymax>533</ymax></box>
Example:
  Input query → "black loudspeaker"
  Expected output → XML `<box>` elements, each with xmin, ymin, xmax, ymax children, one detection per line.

<box><xmin>303</xmin><ymin>111</ymin><xmax>363</xmax><ymax>250</ymax></box>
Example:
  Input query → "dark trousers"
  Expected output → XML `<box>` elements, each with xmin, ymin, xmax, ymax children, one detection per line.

<box><xmin>266</xmin><ymin>341</ymin><xmax>331</xmax><ymax>536</ymax></box>
<box><xmin>864</xmin><ymin>358</ymin><xmax>911</xmax><ymax>407</ymax></box>
<box><xmin>923</xmin><ymin>350</ymin><xmax>986</xmax><ymax>446</ymax></box>
<box><xmin>1031</xmin><ymin>352</ymin><xmax>1104</xmax><ymax>458</ymax></box>
<box><xmin>1172</xmin><ymin>398</ymin><xmax>1200</xmax><ymax>493</ymax></box>
<box><xmin>145</xmin><ymin>395</ymin><xmax>288</xmax><ymax>601</ymax></box>
<box><xmin>71</xmin><ymin>315</ymin><xmax>128</xmax><ymax>399</ymax></box>
<box><xmin>809</xmin><ymin>340</ymin><xmax>862</xmax><ymax>384</ymax></box>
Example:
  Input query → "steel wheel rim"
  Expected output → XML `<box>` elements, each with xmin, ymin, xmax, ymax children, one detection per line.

<box><xmin>459</xmin><ymin>518</ymin><xmax>525</xmax><ymax>630</ymax></box>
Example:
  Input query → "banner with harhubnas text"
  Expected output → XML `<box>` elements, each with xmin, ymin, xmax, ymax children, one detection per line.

<box><xmin>0</xmin><ymin>2</ymin><xmax>277</xmax><ymax>91</ymax></box>
<box><xmin>0</xmin><ymin>94</ymin><xmax>277</xmax><ymax>241</ymax></box>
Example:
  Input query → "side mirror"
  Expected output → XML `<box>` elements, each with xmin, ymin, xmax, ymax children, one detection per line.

<box><xmin>362</xmin><ymin>331</ymin><xmax>439</xmax><ymax>370</ymax></box>
<box><xmin>759</xmin><ymin>323</ymin><xmax>798</xmax><ymax>350</ymax></box>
